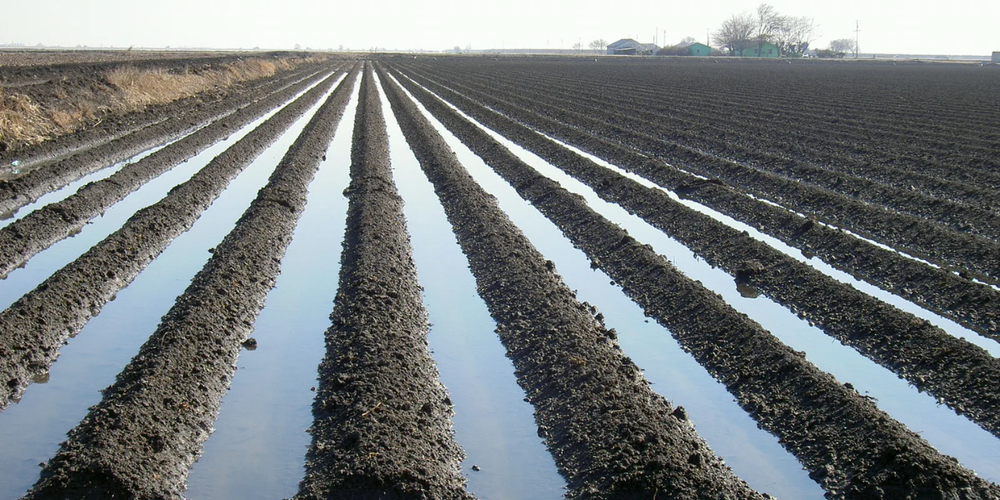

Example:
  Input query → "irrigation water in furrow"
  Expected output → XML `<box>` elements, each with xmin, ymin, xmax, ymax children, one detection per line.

<box><xmin>382</xmin><ymin>65</ymin><xmax>776</xmax><ymax>500</ymax></box>
<box><xmin>0</xmin><ymin>67</ymin><xmax>351</xmax><ymax>498</ymax></box>
<box><xmin>449</xmin><ymin>96</ymin><xmax>1000</xmax><ymax>485</ymax></box>
<box><xmin>0</xmin><ymin>68</ymin><xmax>346</xmax><ymax>411</ymax></box>
<box><xmin>183</xmin><ymin>73</ymin><xmax>360</xmax><ymax>500</ymax></box>
<box><xmin>398</xmin><ymin>63</ymin><xmax>1000</xmax><ymax>287</ymax></box>
<box><xmin>396</xmin><ymin>68</ymin><xmax>1000</xmax><ymax>447</ymax></box>
<box><xmin>0</xmin><ymin>64</ymin><xmax>338</xmax><ymax>282</ymax></box>
<box><xmin>378</xmin><ymin>64</ymin><xmax>1000</xmax><ymax>498</ymax></box>
<box><xmin>377</xmin><ymin>72</ymin><xmax>567</xmax><ymax>500</ymax></box>
<box><xmin>21</xmin><ymin>65</ymin><xmax>357</xmax><ymax>499</ymax></box>
<box><xmin>0</xmin><ymin>78</ymin><xmax>326</xmax><ymax>314</ymax></box>
<box><xmin>381</xmin><ymin>72</ymin><xmax>820</xmax><ymax>499</ymax></box>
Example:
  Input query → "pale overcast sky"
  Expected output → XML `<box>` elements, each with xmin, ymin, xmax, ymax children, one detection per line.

<box><xmin>4</xmin><ymin>0</ymin><xmax>998</xmax><ymax>56</ymax></box>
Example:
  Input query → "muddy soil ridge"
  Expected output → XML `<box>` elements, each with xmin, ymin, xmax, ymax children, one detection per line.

<box><xmin>390</xmin><ymin>62</ymin><xmax>1000</xmax><ymax>342</ymax></box>
<box><xmin>393</xmin><ymin>58</ymin><xmax>1000</xmax><ymax>286</ymax></box>
<box><xmin>378</xmin><ymin>64</ymin><xmax>767</xmax><ymax>500</ymax></box>
<box><xmin>21</xmin><ymin>64</ymin><xmax>359</xmax><ymax>499</ymax></box>
<box><xmin>0</xmin><ymin>54</ymin><xmax>336</xmax><ymax>174</ymax></box>
<box><xmin>296</xmin><ymin>64</ymin><xmax>472</xmax><ymax>499</ymax></box>
<box><xmin>0</xmin><ymin>62</ymin><xmax>342</xmax><ymax>279</ymax></box>
<box><xmin>0</xmin><ymin>66</ymin><xmax>346</xmax><ymax>411</ymax></box>
<box><xmin>382</xmin><ymin>66</ymin><xmax>1000</xmax><ymax>438</ymax></box>
<box><xmin>0</xmin><ymin>60</ymin><xmax>338</xmax><ymax>219</ymax></box>
<box><xmin>380</xmin><ymin>63</ymin><xmax>1000</xmax><ymax>499</ymax></box>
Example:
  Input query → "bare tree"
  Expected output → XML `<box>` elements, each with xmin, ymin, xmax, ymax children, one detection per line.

<box><xmin>680</xmin><ymin>36</ymin><xmax>697</xmax><ymax>44</ymax></box>
<box><xmin>776</xmin><ymin>16</ymin><xmax>818</xmax><ymax>56</ymax></box>
<box><xmin>713</xmin><ymin>12</ymin><xmax>756</xmax><ymax>56</ymax></box>
<box><xmin>572</xmin><ymin>41</ymin><xmax>582</xmax><ymax>51</ymax></box>
<box><xmin>589</xmin><ymin>39</ymin><xmax>607</xmax><ymax>52</ymax></box>
<box><xmin>753</xmin><ymin>3</ymin><xmax>783</xmax><ymax>55</ymax></box>
<box><xmin>829</xmin><ymin>38</ymin><xmax>857</xmax><ymax>57</ymax></box>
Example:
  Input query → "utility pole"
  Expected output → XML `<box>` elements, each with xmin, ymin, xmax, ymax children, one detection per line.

<box><xmin>855</xmin><ymin>20</ymin><xmax>861</xmax><ymax>59</ymax></box>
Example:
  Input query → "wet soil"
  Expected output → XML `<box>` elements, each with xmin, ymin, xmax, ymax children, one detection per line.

<box><xmin>381</xmin><ymin>66</ymin><xmax>1000</xmax><ymax>440</ymax></box>
<box><xmin>3</xmin><ymin>54</ymin><xmax>999</xmax><ymax>500</ymax></box>
<box><xmin>389</xmin><ymin>64</ymin><xmax>1000</xmax><ymax>344</ymax></box>
<box><xmin>19</xmin><ymin>64</ymin><xmax>357</xmax><ymax>499</ymax></box>
<box><xmin>296</xmin><ymin>64</ymin><xmax>472</xmax><ymax>499</ymax></box>
<box><xmin>0</xmin><ymin>63</ymin><xmax>340</xmax><ymax>279</ymax></box>
<box><xmin>379</xmin><ymin>64</ymin><xmax>767</xmax><ymax>500</ymax></box>
<box><xmin>0</xmin><ymin>65</ymin><xmax>346</xmax><ymax>411</ymax></box>
<box><xmin>392</xmin><ymin>58</ymin><xmax>1000</xmax><ymax>286</ymax></box>
<box><xmin>379</xmin><ymin>62</ymin><xmax>1000</xmax><ymax>499</ymax></box>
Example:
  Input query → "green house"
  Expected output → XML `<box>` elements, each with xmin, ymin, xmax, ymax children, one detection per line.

<box><xmin>743</xmin><ymin>42</ymin><xmax>780</xmax><ymax>58</ymax></box>
<box><xmin>678</xmin><ymin>42</ymin><xmax>712</xmax><ymax>56</ymax></box>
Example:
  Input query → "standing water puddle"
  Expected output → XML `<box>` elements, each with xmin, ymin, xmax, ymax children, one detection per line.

<box><xmin>398</xmin><ymin>77</ymin><xmax>1000</xmax><ymax>490</ymax></box>
<box><xmin>0</xmin><ymin>77</ymin><xmax>341</xmax><ymax>500</ymax></box>
<box><xmin>184</xmin><ymin>74</ymin><xmax>357</xmax><ymax>500</ymax></box>
<box><xmin>378</xmin><ymin>75</ymin><xmax>566</xmax><ymax>500</ymax></box>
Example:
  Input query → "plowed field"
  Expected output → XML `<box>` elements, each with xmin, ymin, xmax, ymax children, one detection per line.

<box><xmin>1</xmin><ymin>54</ymin><xmax>998</xmax><ymax>500</ymax></box>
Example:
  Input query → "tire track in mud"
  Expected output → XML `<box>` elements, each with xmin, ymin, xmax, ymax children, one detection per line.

<box><xmin>390</xmin><ymin>63</ymin><xmax>1000</xmax><ymax>340</ymax></box>
<box><xmin>378</xmin><ymin>65</ymin><xmax>767</xmax><ymax>500</ymax></box>
<box><xmin>397</xmin><ymin>62</ymin><xmax>1000</xmax><ymax>285</ymax></box>
<box><xmin>0</xmin><ymin>62</ymin><xmax>337</xmax><ymax>219</ymax></box>
<box><xmin>0</xmin><ymin>67</ymin><xmax>349</xmax><ymax>412</ymax></box>
<box><xmin>0</xmin><ymin>63</ymin><xmax>344</xmax><ymax>279</ymax></box>
<box><xmin>379</xmin><ymin>65</ymin><xmax>1000</xmax><ymax>499</ymax></box>
<box><xmin>295</xmin><ymin>65</ymin><xmax>472</xmax><ymax>500</ymax></box>
<box><xmin>385</xmin><ymin>67</ymin><xmax>1000</xmax><ymax>439</ymax></box>
<box><xmin>21</xmin><ymin>65</ymin><xmax>357</xmax><ymax>499</ymax></box>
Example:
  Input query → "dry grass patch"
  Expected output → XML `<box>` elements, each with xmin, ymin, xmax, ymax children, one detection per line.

<box><xmin>1</xmin><ymin>55</ymin><xmax>319</xmax><ymax>152</ymax></box>
<box><xmin>0</xmin><ymin>89</ymin><xmax>55</xmax><ymax>149</ymax></box>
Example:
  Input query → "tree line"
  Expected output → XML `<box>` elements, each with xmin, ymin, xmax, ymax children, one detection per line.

<box><xmin>713</xmin><ymin>3</ymin><xmax>817</xmax><ymax>57</ymax></box>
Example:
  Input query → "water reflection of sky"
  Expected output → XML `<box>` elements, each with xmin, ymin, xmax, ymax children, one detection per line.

<box><xmin>0</xmin><ymin>78</ymin><xmax>337</xmax><ymax>500</ymax></box>
<box><xmin>379</xmin><ymin>73</ymin><xmax>567</xmax><ymax>500</ymax></box>
<box><xmin>395</xmin><ymin>74</ymin><xmax>1000</xmax><ymax>491</ymax></box>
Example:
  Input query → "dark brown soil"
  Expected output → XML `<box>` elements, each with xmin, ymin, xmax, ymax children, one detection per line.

<box><xmin>390</xmin><ymin>57</ymin><xmax>1000</xmax><ymax>285</ymax></box>
<box><xmin>296</xmin><ymin>64</ymin><xmax>472</xmax><ymax>499</ymax></box>
<box><xmin>0</xmin><ymin>63</ymin><xmax>339</xmax><ymax>280</ymax></box>
<box><xmin>20</xmin><ymin>64</ymin><xmax>357</xmax><ymax>499</ymax></box>
<box><xmin>0</xmin><ymin>64</ymin><xmax>346</xmax><ymax>412</ymax></box>
<box><xmin>379</xmin><ymin>61</ymin><xmax>1000</xmax><ymax>499</ymax></box>
<box><xmin>379</xmin><ymin>63</ymin><xmax>768</xmax><ymax>500</ymax></box>
<box><xmin>381</xmin><ymin>65</ymin><xmax>1000</xmax><ymax>440</ymax></box>
<box><xmin>390</xmin><ymin>62</ymin><xmax>1000</xmax><ymax>343</ymax></box>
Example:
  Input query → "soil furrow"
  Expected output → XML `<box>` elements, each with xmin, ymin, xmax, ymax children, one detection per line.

<box><xmin>387</xmin><ymin>67</ymin><xmax>1000</xmax><ymax>439</ymax></box>
<box><xmin>295</xmin><ymin>64</ymin><xmax>472</xmax><ymax>500</ymax></box>
<box><xmin>378</xmin><ymin>64</ymin><xmax>767</xmax><ymax>500</ymax></box>
<box><xmin>396</xmin><ymin>63</ymin><xmax>1000</xmax><ymax>286</ymax></box>
<box><xmin>20</xmin><ymin>64</ymin><xmax>358</xmax><ymax>500</ymax></box>
<box><xmin>483</xmin><ymin>65</ymin><xmax>1000</xmax><ymax>203</ymax></box>
<box><xmin>0</xmin><ymin>67</ymin><xmax>348</xmax><ymax>412</ymax></box>
<box><xmin>381</xmin><ymin>64</ymin><xmax>1000</xmax><ymax>500</ymax></box>
<box><xmin>0</xmin><ymin>63</ymin><xmax>344</xmax><ymax>279</ymax></box>
<box><xmin>414</xmin><ymin>64</ymin><xmax>1000</xmax><ymax>245</ymax></box>
<box><xmin>389</xmin><ymin>65</ymin><xmax>1000</xmax><ymax>341</ymax></box>
<box><xmin>0</xmin><ymin>61</ymin><xmax>335</xmax><ymax>219</ymax></box>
